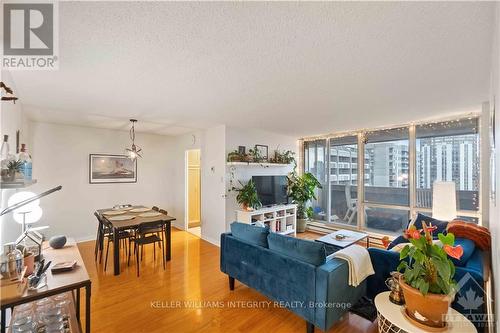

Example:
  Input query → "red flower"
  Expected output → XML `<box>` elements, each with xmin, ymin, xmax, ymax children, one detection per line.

<box><xmin>410</xmin><ymin>229</ymin><xmax>421</xmax><ymax>239</ymax></box>
<box><xmin>424</xmin><ymin>224</ymin><xmax>437</xmax><ymax>233</ymax></box>
<box><xmin>444</xmin><ymin>245</ymin><xmax>464</xmax><ymax>260</ymax></box>
<box><xmin>403</xmin><ymin>226</ymin><xmax>421</xmax><ymax>240</ymax></box>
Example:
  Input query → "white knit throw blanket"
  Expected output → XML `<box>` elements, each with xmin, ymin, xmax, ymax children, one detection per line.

<box><xmin>332</xmin><ymin>244</ymin><xmax>375</xmax><ymax>287</ymax></box>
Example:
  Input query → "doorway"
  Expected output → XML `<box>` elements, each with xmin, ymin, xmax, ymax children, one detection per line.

<box><xmin>186</xmin><ymin>149</ymin><xmax>201</xmax><ymax>237</ymax></box>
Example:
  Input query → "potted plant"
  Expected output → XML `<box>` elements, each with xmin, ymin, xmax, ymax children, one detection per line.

<box><xmin>397</xmin><ymin>222</ymin><xmax>463</xmax><ymax>328</ymax></box>
<box><xmin>270</xmin><ymin>149</ymin><xmax>296</xmax><ymax>165</ymax></box>
<box><xmin>287</xmin><ymin>172</ymin><xmax>322</xmax><ymax>232</ymax></box>
<box><xmin>1</xmin><ymin>159</ymin><xmax>23</xmax><ymax>182</ymax></box>
<box><xmin>232</xmin><ymin>180</ymin><xmax>262</xmax><ymax>211</ymax></box>
<box><xmin>15</xmin><ymin>245</ymin><xmax>35</xmax><ymax>275</ymax></box>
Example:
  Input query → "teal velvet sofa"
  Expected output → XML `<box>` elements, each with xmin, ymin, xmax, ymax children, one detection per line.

<box><xmin>220</xmin><ymin>225</ymin><xmax>366</xmax><ymax>333</ymax></box>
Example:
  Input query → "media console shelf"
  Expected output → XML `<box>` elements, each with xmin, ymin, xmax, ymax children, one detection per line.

<box><xmin>236</xmin><ymin>204</ymin><xmax>297</xmax><ymax>236</ymax></box>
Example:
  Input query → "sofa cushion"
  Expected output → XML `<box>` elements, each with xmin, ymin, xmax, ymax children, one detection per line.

<box><xmin>449</xmin><ymin>237</ymin><xmax>476</xmax><ymax>267</ymax></box>
<box><xmin>411</xmin><ymin>213</ymin><xmax>448</xmax><ymax>238</ymax></box>
<box><xmin>447</xmin><ymin>220</ymin><xmax>491</xmax><ymax>251</ymax></box>
<box><xmin>267</xmin><ymin>232</ymin><xmax>326</xmax><ymax>266</ymax></box>
<box><xmin>230</xmin><ymin>222</ymin><xmax>269</xmax><ymax>248</ymax></box>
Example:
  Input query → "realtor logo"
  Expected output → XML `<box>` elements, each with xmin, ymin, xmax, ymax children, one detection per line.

<box><xmin>2</xmin><ymin>1</ymin><xmax>58</xmax><ymax>70</ymax></box>
<box><xmin>446</xmin><ymin>272</ymin><xmax>494</xmax><ymax>328</ymax></box>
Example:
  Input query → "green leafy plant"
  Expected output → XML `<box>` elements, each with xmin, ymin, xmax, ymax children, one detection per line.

<box><xmin>7</xmin><ymin>159</ymin><xmax>23</xmax><ymax>172</ymax></box>
<box><xmin>287</xmin><ymin>172</ymin><xmax>322</xmax><ymax>219</ymax></box>
<box><xmin>227</xmin><ymin>150</ymin><xmax>243</xmax><ymax>162</ymax></box>
<box><xmin>248</xmin><ymin>147</ymin><xmax>265</xmax><ymax>163</ymax></box>
<box><xmin>232</xmin><ymin>180</ymin><xmax>262</xmax><ymax>210</ymax></box>
<box><xmin>270</xmin><ymin>149</ymin><xmax>296</xmax><ymax>165</ymax></box>
<box><xmin>397</xmin><ymin>223</ymin><xmax>463</xmax><ymax>295</ymax></box>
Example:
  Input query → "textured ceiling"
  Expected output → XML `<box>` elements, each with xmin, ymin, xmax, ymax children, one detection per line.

<box><xmin>8</xmin><ymin>1</ymin><xmax>496</xmax><ymax>137</ymax></box>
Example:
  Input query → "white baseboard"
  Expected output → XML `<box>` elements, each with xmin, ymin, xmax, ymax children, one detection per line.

<box><xmin>172</xmin><ymin>221</ymin><xmax>184</xmax><ymax>230</ymax></box>
<box><xmin>201</xmin><ymin>234</ymin><xmax>220</xmax><ymax>247</ymax></box>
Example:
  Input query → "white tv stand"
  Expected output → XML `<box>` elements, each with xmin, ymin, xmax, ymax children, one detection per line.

<box><xmin>236</xmin><ymin>204</ymin><xmax>297</xmax><ymax>236</ymax></box>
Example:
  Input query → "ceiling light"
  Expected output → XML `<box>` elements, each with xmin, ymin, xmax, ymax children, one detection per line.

<box><xmin>125</xmin><ymin>119</ymin><xmax>142</xmax><ymax>160</ymax></box>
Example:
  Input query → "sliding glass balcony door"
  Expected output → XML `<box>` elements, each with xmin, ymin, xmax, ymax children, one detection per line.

<box><xmin>328</xmin><ymin>136</ymin><xmax>359</xmax><ymax>226</ymax></box>
<box><xmin>363</xmin><ymin>128</ymin><xmax>410</xmax><ymax>235</ymax></box>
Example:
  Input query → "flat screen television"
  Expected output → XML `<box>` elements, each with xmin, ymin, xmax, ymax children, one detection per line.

<box><xmin>252</xmin><ymin>175</ymin><xmax>289</xmax><ymax>206</ymax></box>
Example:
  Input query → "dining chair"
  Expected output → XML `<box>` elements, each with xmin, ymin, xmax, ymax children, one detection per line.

<box><xmin>140</xmin><ymin>207</ymin><xmax>168</xmax><ymax>254</ymax></box>
<box><xmin>94</xmin><ymin>212</ymin><xmax>105</xmax><ymax>262</ymax></box>
<box><xmin>129</xmin><ymin>220</ymin><xmax>166</xmax><ymax>276</ymax></box>
<box><xmin>95</xmin><ymin>212</ymin><xmax>135</xmax><ymax>271</ymax></box>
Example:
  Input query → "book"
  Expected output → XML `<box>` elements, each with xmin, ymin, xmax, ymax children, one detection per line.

<box><xmin>51</xmin><ymin>261</ymin><xmax>77</xmax><ymax>273</ymax></box>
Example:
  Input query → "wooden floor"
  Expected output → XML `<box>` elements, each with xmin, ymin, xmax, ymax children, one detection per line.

<box><xmin>77</xmin><ymin>228</ymin><xmax>378</xmax><ymax>333</ymax></box>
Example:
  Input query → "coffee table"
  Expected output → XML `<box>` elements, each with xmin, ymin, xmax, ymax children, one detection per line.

<box><xmin>316</xmin><ymin>229</ymin><xmax>369</xmax><ymax>254</ymax></box>
<box><xmin>375</xmin><ymin>291</ymin><xmax>476</xmax><ymax>333</ymax></box>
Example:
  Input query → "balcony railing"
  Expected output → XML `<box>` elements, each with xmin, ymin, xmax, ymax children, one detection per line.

<box><xmin>311</xmin><ymin>184</ymin><xmax>479</xmax><ymax>235</ymax></box>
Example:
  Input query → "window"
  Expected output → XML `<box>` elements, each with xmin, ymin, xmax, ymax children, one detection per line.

<box><xmin>363</xmin><ymin>128</ymin><xmax>409</xmax><ymax>234</ymax></box>
<box><xmin>304</xmin><ymin>140</ymin><xmax>327</xmax><ymax>221</ymax></box>
<box><xmin>301</xmin><ymin>116</ymin><xmax>481</xmax><ymax>235</ymax></box>
<box><xmin>416</xmin><ymin>118</ymin><xmax>479</xmax><ymax>211</ymax></box>
<box><xmin>364</xmin><ymin>128</ymin><xmax>409</xmax><ymax>206</ymax></box>
<box><xmin>329</xmin><ymin>136</ymin><xmax>358</xmax><ymax>225</ymax></box>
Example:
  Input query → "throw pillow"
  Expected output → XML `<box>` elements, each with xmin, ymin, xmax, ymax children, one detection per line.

<box><xmin>447</xmin><ymin>220</ymin><xmax>491</xmax><ymax>251</ymax></box>
<box><xmin>267</xmin><ymin>233</ymin><xmax>326</xmax><ymax>266</ymax></box>
<box><xmin>230</xmin><ymin>222</ymin><xmax>269</xmax><ymax>248</ymax></box>
<box><xmin>449</xmin><ymin>237</ymin><xmax>476</xmax><ymax>267</ymax></box>
<box><xmin>411</xmin><ymin>213</ymin><xmax>448</xmax><ymax>238</ymax></box>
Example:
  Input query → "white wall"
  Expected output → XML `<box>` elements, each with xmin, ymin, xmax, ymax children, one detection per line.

<box><xmin>224</xmin><ymin>126</ymin><xmax>298</xmax><ymax>224</ymax></box>
<box><xmin>200</xmin><ymin>125</ymin><xmax>226</xmax><ymax>246</ymax></box>
<box><xmin>0</xmin><ymin>70</ymin><xmax>31</xmax><ymax>246</ymax></box>
<box><xmin>489</xmin><ymin>4</ymin><xmax>500</xmax><ymax>332</ymax></box>
<box><xmin>1</xmin><ymin>122</ymin><xmax>175</xmax><ymax>243</ymax></box>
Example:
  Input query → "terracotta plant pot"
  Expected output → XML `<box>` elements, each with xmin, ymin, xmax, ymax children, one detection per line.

<box><xmin>400</xmin><ymin>278</ymin><xmax>453</xmax><ymax>328</ymax></box>
<box><xmin>23</xmin><ymin>254</ymin><xmax>35</xmax><ymax>275</ymax></box>
<box><xmin>241</xmin><ymin>204</ymin><xmax>253</xmax><ymax>212</ymax></box>
<box><xmin>296</xmin><ymin>218</ymin><xmax>307</xmax><ymax>233</ymax></box>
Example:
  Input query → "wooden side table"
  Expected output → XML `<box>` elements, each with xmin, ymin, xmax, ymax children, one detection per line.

<box><xmin>374</xmin><ymin>292</ymin><xmax>476</xmax><ymax>333</ymax></box>
<box><xmin>0</xmin><ymin>239</ymin><xmax>91</xmax><ymax>333</ymax></box>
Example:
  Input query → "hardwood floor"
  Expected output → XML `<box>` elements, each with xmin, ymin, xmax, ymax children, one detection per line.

<box><xmin>77</xmin><ymin>228</ymin><xmax>378</xmax><ymax>333</ymax></box>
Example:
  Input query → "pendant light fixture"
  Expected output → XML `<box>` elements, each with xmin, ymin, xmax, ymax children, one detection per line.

<box><xmin>125</xmin><ymin>119</ymin><xmax>142</xmax><ymax>160</ymax></box>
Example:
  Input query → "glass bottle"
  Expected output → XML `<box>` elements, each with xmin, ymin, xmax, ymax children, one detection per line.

<box><xmin>0</xmin><ymin>249</ymin><xmax>9</xmax><ymax>279</ymax></box>
<box><xmin>1</xmin><ymin>135</ymin><xmax>13</xmax><ymax>169</ymax></box>
<box><xmin>18</xmin><ymin>144</ymin><xmax>32</xmax><ymax>181</ymax></box>
<box><xmin>4</xmin><ymin>243</ymin><xmax>23</xmax><ymax>280</ymax></box>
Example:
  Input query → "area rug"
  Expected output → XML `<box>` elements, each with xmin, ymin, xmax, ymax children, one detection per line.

<box><xmin>349</xmin><ymin>296</ymin><xmax>377</xmax><ymax>322</ymax></box>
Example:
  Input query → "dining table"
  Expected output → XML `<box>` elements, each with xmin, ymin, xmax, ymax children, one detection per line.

<box><xmin>96</xmin><ymin>206</ymin><xmax>176</xmax><ymax>276</ymax></box>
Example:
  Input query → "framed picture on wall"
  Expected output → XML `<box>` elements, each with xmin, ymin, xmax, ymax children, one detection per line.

<box><xmin>255</xmin><ymin>145</ymin><xmax>269</xmax><ymax>161</ymax></box>
<box><xmin>89</xmin><ymin>154</ymin><xmax>137</xmax><ymax>184</ymax></box>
